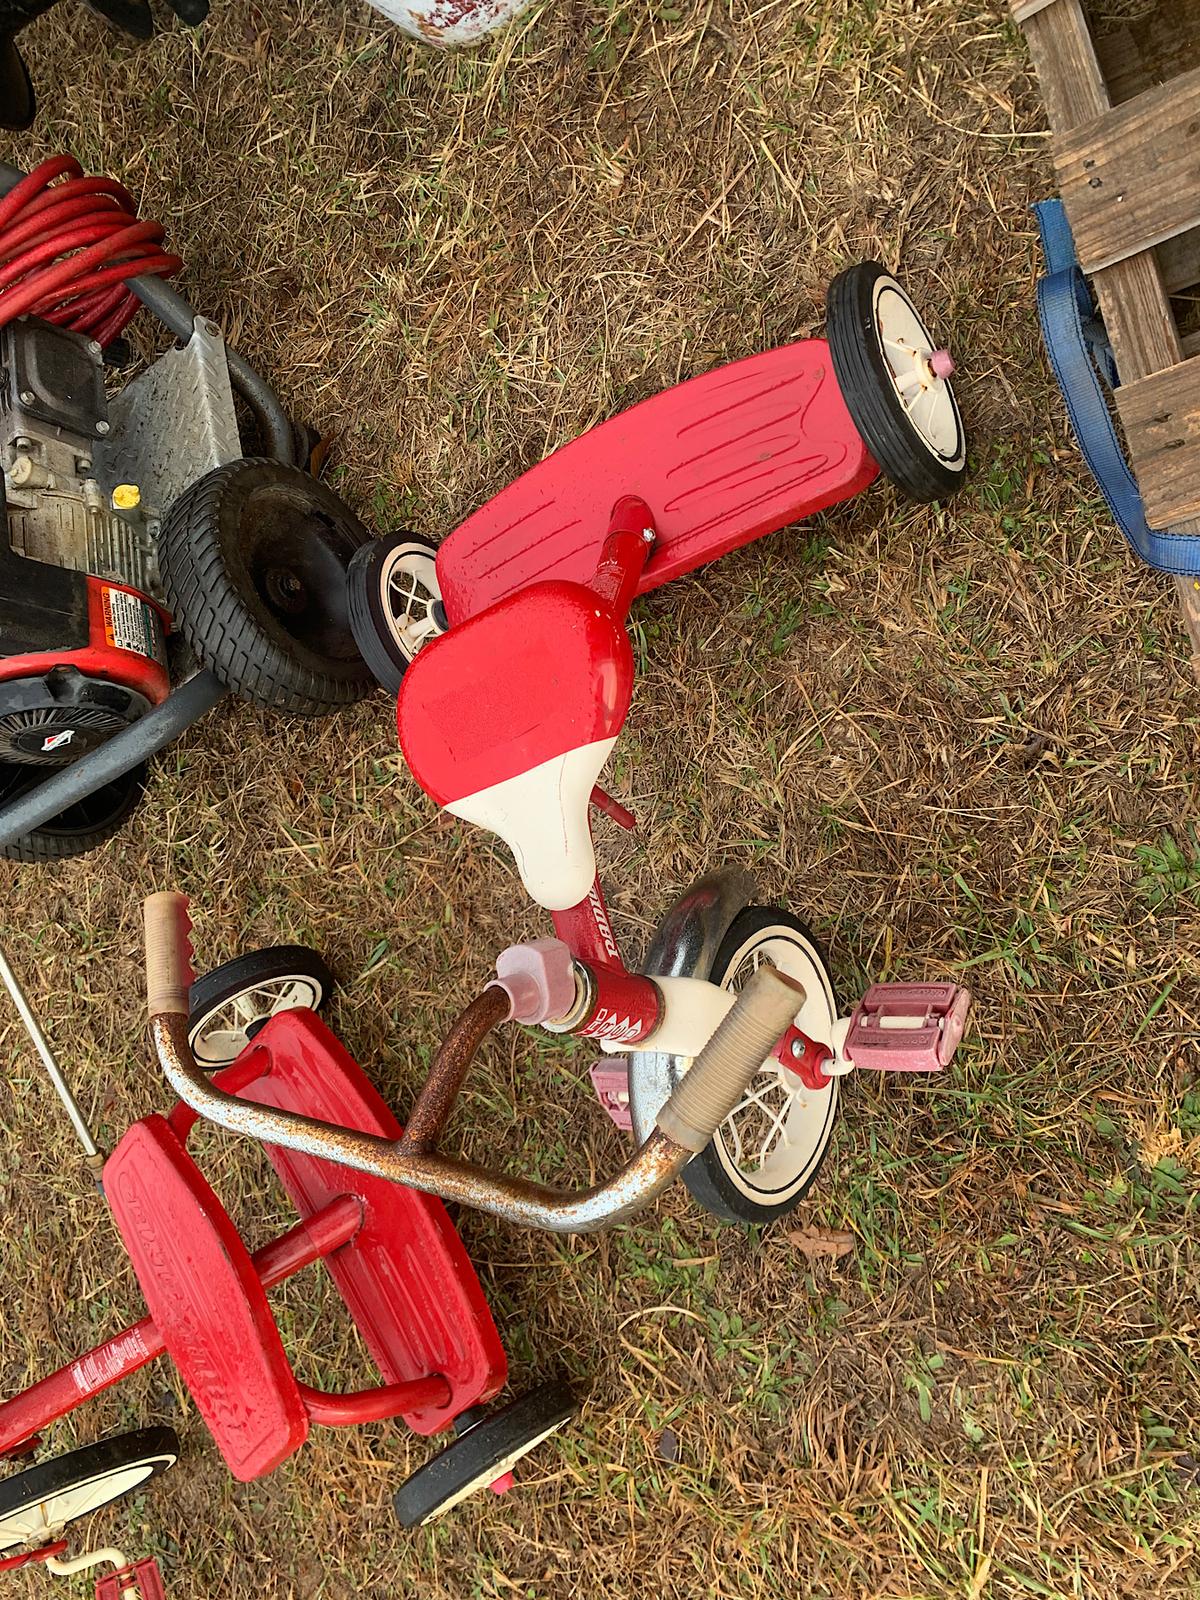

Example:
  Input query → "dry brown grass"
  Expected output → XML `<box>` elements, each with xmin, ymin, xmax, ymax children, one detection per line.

<box><xmin>3</xmin><ymin>0</ymin><xmax>1200</xmax><ymax>1595</ymax></box>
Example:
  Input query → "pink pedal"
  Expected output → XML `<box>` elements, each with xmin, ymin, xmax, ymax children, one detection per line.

<box><xmin>589</xmin><ymin>1059</ymin><xmax>633</xmax><ymax>1131</ymax></box>
<box><xmin>842</xmin><ymin>983</ymin><xmax>970</xmax><ymax>1072</ymax></box>
<box><xmin>96</xmin><ymin>1558</ymin><xmax>166</xmax><ymax>1599</ymax></box>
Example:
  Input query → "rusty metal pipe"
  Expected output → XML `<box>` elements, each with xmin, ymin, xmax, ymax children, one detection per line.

<box><xmin>396</xmin><ymin>986</ymin><xmax>509</xmax><ymax>1155</ymax></box>
<box><xmin>149</xmin><ymin>1011</ymin><xmax>692</xmax><ymax>1233</ymax></box>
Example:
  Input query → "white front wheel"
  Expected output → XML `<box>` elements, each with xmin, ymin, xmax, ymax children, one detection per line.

<box><xmin>628</xmin><ymin>905</ymin><xmax>840</xmax><ymax>1226</ymax></box>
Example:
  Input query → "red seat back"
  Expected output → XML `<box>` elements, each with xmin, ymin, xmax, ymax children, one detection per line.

<box><xmin>397</xmin><ymin>580</ymin><xmax>633</xmax><ymax>806</ymax></box>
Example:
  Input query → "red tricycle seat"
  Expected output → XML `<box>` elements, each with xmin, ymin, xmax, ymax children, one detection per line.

<box><xmin>436</xmin><ymin>340</ymin><xmax>877</xmax><ymax>625</ymax></box>
<box><xmin>105</xmin><ymin>1116</ymin><xmax>306</xmax><ymax>1481</ymax></box>
<box><xmin>207</xmin><ymin>1010</ymin><xmax>507</xmax><ymax>1436</ymax></box>
<box><xmin>397</xmin><ymin>580</ymin><xmax>634</xmax><ymax>910</ymax></box>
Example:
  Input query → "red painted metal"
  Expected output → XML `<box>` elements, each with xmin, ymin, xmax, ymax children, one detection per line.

<box><xmin>398</xmin><ymin>579</ymin><xmax>634</xmax><ymax>807</ymax></box>
<box><xmin>105</xmin><ymin>1115</ymin><xmax>308</xmax><ymax>1482</ymax></box>
<box><xmin>298</xmin><ymin>1375</ymin><xmax>452</xmax><ymax>1426</ymax></box>
<box><xmin>0</xmin><ymin>1539</ymin><xmax>67</xmax><ymax>1573</ymax></box>
<box><xmin>590</xmin><ymin>786</ymin><xmax>636</xmax><ymax>831</ymax></box>
<box><xmin>552</xmin><ymin>876</ymin><xmax>628</xmax><ymax>970</ymax></box>
<box><xmin>211</xmin><ymin>1010</ymin><xmax>507</xmax><ymax>1435</ymax></box>
<box><xmin>773</xmin><ymin>1023</ymin><xmax>833</xmax><ymax>1092</ymax></box>
<box><xmin>436</xmin><ymin>341</ymin><xmax>878</xmax><ymax>625</ymax></box>
<box><xmin>587</xmin><ymin>494</ymin><xmax>655</xmax><ymax>619</ymax></box>
<box><xmin>94</xmin><ymin>1558</ymin><xmax>166</xmax><ymax>1600</ymax></box>
<box><xmin>575</xmin><ymin>963</ymin><xmax>660</xmax><ymax>1049</ymax></box>
<box><xmin>0</xmin><ymin>577</ymin><xmax>170</xmax><ymax>706</ymax></box>
<box><xmin>0</xmin><ymin>1199</ymin><xmax>364</xmax><ymax>1457</ymax></box>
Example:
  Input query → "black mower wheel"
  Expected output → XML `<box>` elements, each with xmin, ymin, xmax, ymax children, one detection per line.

<box><xmin>347</xmin><ymin>532</ymin><xmax>445</xmax><ymax>695</ymax></box>
<box><xmin>159</xmin><ymin>459</ymin><xmax>375</xmax><ymax>716</ymax></box>
<box><xmin>826</xmin><ymin>260</ymin><xmax>966</xmax><ymax>503</ymax></box>
<box><xmin>187</xmin><ymin>945</ymin><xmax>335</xmax><ymax>1069</ymax></box>
<box><xmin>0</xmin><ymin>761</ymin><xmax>147</xmax><ymax>864</ymax></box>
<box><xmin>394</xmin><ymin>1381</ymin><xmax>578</xmax><ymax>1528</ymax></box>
<box><xmin>0</xmin><ymin>1427</ymin><xmax>178</xmax><ymax>1559</ymax></box>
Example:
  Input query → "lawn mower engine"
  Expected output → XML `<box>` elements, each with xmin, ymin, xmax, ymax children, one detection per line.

<box><xmin>0</xmin><ymin>317</ymin><xmax>169</xmax><ymax>780</ymax></box>
<box><xmin>0</xmin><ymin>156</ymin><xmax>378</xmax><ymax>865</ymax></box>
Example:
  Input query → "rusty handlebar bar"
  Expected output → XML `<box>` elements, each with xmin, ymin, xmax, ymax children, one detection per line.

<box><xmin>144</xmin><ymin>893</ymin><xmax>804</xmax><ymax>1234</ymax></box>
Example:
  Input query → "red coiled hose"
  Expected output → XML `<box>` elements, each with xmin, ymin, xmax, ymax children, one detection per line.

<box><xmin>0</xmin><ymin>155</ymin><xmax>183</xmax><ymax>349</ymax></box>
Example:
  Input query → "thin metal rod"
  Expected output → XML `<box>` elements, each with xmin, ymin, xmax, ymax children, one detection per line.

<box><xmin>0</xmin><ymin>943</ymin><xmax>101</xmax><ymax>1161</ymax></box>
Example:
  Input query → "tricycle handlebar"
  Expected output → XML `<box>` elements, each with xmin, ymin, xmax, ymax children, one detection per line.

<box><xmin>144</xmin><ymin>894</ymin><xmax>802</xmax><ymax>1234</ymax></box>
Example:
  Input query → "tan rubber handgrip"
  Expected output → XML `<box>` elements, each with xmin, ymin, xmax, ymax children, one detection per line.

<box><xmin>144</xmin><ymin>892</ymin><xmax>194</xmax><ymax>1016</ymax></box>
<box><xmin>656</xmin><ymin>965</ymin><xmax>805</xmax><ymax>1152</ymax></box>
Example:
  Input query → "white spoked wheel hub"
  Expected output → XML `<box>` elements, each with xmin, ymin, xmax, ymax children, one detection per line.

<box><xmin>710</xmin><ymin>922</ymin><xmax>839</xmax><ymax>1210</ymax></box>
<box><xmin>188</xmin><ymin>974</ymin><xmax>323</xmax><ymax>1067</ymax></box>
<box><xmin>874</xmin><ymin>275</ymin><xmax>965</xmax><ymax>471</ymax></box>
<box><xmin>0</xmin><ymin>1463</ymin><xmax>153</xmax><ymax>1552</ymax></box>
<box><xmin>381</xmin><ymin>540</ymin><xmax>443</xmax><ymax>664</ymax></box>
<box><xmin>0</xmin><ymin>1433</ymin><xmax>177</xmax><ymax>1559</ymax></box>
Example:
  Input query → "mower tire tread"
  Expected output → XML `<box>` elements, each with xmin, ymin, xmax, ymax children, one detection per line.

<box><xmin>159</xmin><ymin>461</ymin><xmax>374</xmax><ymax>717</ymax></box>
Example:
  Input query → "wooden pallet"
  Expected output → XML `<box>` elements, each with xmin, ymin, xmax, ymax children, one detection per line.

<box><xmin>1011</xmin><ymin>0</ymin><xmax>1200</xmax><ymax>669</ymax></box>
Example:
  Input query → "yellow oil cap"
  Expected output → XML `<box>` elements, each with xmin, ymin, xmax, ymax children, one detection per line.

<box><xmin>112</xmin><ymin>483</ymin><xmax>141</xmax><ymax>511</ymax></box>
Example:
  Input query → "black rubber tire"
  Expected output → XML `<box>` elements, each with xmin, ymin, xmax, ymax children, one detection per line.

<box><xmin>826</xmin><ymin>260</ymin><xmax>966</xmax><ymax>503</ymax></box>
<box><xmin>681</xmin><ymin>907</ymin><xmax>840</xmax><ymax>1227</ymax></box>
<box><xmin>0</xmin><ymin>1427</ymin><xmax>179</xmax><ymax>1558</ymax></box>
<box><xmin>394</xmin><ymin>1381</ymin><xmax>578</xmax><ymax>1529</ymax></box>
<box><xmin>347</xmin><ymin>532</ymin><xmax>444</xmax><ymax>696</ymax></box>
<box><xmin>0</xmin><ymin>760</ymin><xmax>147</xmax><ymax>864</ymax></box>
<box><xmin>0</xmin><ymin>35</ymin><xmax>35</xmax><ymax>132</ymax></box>
<box><xmin>158</xmin><ymin>459</ymin><xmax>374</xmax><ymax>716</ymax></box>
<box><xmin>187</xmin><ymin>944</ymin><xmax>335</xmax><ymax>1069</ymax></box>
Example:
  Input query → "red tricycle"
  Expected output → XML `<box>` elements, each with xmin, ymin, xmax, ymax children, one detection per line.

<box><xmin>1</xmin><ymin>258</ymin><xmax>972</xmax><ymax>1585</ymax></box>
<box><xmin>147</xmin><ymin>259</ymin><xmax>970</xmax><ymax>1226</ymax></box>
<box><xmin>0</xmin><ymin>942</ymin><xmax>579</xmax><ymax>1591</ymax></box>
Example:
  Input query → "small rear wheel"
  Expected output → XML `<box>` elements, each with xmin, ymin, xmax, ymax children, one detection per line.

<box><xmin>827</xmin><ymin>260</ymin><xmax>966</xmax><ymax>503</ymax></box>
<box><xmin>347</xmin><ymin>532</ymin><xmax>445</xmax><ymax>695</ymax></box>
<box><xmin>0</xmin><ymin>1428</ymin><xmax>178</xmax><ymax>1563</ymax></box>
<box><xmin>187</xmin><ymin>945</ymin><xmax>335</xmax><ymax>1068</ymax></box>
<box><xmin>394</xmin><ymin>1381</ymin><xmax>578</xmax><ymax>1528</ymax></box>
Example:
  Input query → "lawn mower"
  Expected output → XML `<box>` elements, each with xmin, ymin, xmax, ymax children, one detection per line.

<box><xmin>0</xmin><ymin>156</ymin><xmax>377</xmax><ymax>864</ymax></box>
<box><xmin>145</xmin><ymin>263</ymin><xmax>971</xmax><ymax>1228</ymax></box>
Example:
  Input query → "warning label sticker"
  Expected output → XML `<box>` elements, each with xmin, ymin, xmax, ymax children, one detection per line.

<box><xmin>101</xmin><ymin>586</ymin><xmax>166</xmax><ymax>666</ymax></box>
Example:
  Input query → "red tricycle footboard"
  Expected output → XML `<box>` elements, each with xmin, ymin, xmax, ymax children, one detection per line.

<box><xmin>170</xmin><ymin>1011</ymin><xmax>507</xmax><ymax>1435</ymax></box>
<box><xmin>436</xmin><ymin>339</ymin><xmax>877</xmax><ymax>624</ymax></box>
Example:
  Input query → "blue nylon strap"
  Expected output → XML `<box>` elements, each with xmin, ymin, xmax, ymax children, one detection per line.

<box><xmin>1033</xmin><ymin>197</ymin><xmax>1200</xmax><ymax>577</ymax></box>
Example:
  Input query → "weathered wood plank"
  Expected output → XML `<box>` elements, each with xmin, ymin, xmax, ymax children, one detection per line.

<box><xmin>1053</xmin><ymin>66</ymin><xmax>1200</xmax><ymax>273</ymax></box>
<box><xmin>1019</xmin><ymin>0</ymin><xmax>1200</xmax><ymax>667</ymax></box>
<box><xmin>1010</xmin><ymin>0</ymin><xmax>1057</xmax><ymax>23</ymax></box>
<box><xmin>1158</xmin><ymin>230</ymin><xmax>1200</xmax><ymax>295</ymax></box>
<box><xmin>1116</xmin><ymin>357</ymin><xmax>1200</xmax><ymax>527</ymax></box>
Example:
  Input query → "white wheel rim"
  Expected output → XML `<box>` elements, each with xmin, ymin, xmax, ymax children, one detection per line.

<box><xmin>710</xmin><ymin>925</ymin><xmax>839</xmax><ymax>1205</ymax></box>
<box><xmin>417</xmin><ymin>1417</ymin><xmax>571</xmax><ymax>1524</ymax></box>
<box><xmin>188</xmin><ymin>975</ymin><xmax>323</xmax><ymax>1067</ymax></box>
<box><xmin>380</xmin><ymin>543</ymin><xmax>443</xmax><ymax>664</ymax></box>
<box><xmin>0</xmin><ymin>1455</ymin><xmax>174</xmax><ymax>1553</ymax></box>
<box><xmin>873</xmin><ymin>276</ymin><xmax>965</xmax><ymax>470</ymax></box>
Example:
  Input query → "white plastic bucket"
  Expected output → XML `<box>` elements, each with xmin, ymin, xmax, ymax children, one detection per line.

<box><xmin>365</xmin><ymin>0</ymin><xmax>534</xmax><ymax>44</ymax></box>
